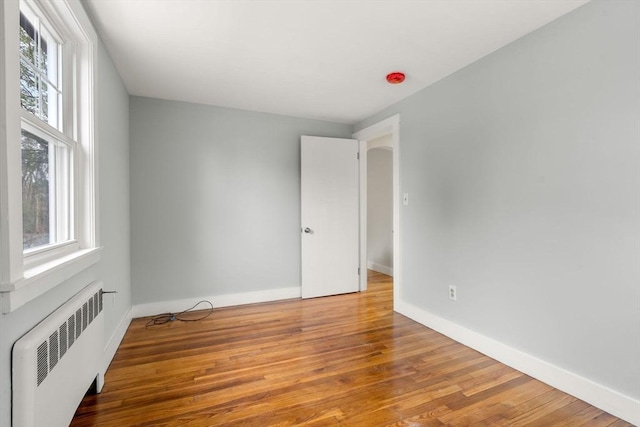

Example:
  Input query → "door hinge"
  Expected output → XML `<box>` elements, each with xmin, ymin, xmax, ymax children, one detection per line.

<box><xmin>358</xmin><ymin>267</ymin><xmax>361</xmax><ymax>275</ymax></box>
<box><xmin>357</xmin><ymin>152</ymin><xmax>360</xmax><ymax>160</ymax></box>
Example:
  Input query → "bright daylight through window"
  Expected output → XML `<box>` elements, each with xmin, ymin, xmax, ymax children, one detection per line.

<box><xmin>20</xmin><ymin>2</ymin><xmax>71</xmax><ymax>252</ymax></box>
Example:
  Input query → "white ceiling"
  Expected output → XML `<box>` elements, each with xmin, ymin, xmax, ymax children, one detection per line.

<box><xmin>83</xmin><ymin>0</ymin><xmax>588</xmax><ymax>124</ymax></box>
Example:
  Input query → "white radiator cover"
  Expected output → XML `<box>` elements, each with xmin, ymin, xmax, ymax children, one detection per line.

<box><xmin>12</xmin><ymin>281</ymin><xmax>104</xmax><ymax>427</ymax></box>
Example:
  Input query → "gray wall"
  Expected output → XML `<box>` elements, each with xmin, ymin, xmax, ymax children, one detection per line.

<box><xmin>95</xmin><ymin>41</ymin><xmax>132</xmax><ymax>346</ymax></box>
<box><xmin>130</xmin><ymin>97</ymin><xmax>352</xmax><ymax>304</ymax></box>
<box><xmin>367</xmin><ymin>148</ymin><xmax>393</xmax><ymax>270</ymax></box>
<box><xmin>0</xmin><ymin>40</ymin><xmax>131</xmax><ymax>426</ymax></box>
<box><xmin>356</xmin><ymin>0</ymin><xmax>639</xmax><ymax>401</ymax></box>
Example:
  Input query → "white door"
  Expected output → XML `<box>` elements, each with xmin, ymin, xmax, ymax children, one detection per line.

<box><xmin>301</xmin><ymin>136</ymin><xmax>360</xmax><ymax>298</ymax></box>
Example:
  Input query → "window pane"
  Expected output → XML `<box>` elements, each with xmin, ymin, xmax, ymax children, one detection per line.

<box><xmin>19</xmin><ymin>8</ymin><xmax>62</xmax><ymax>130</ymax></box>
<box><xmin>22</xmin><ymin>130</ymin><xmax>50</xmax><ymax>249</ymax></box>
<box><xmin>46</xmin><ymin>86</ymin><xmax>61</xmax><ymax>129</ymax></box>
<box><xmin>19</xmin><ymin>12</ymin><xmax>37</xmax><ymax>66</ymax></box>
<box><xmin>21</xmin><ymin>128</ymin><xmax>72</xmax><ymax>251</ymax></box>
<box><xmin>41</xmin><ymin>80</ymin><xmax>49</xmax><ymax>121</ymax></box>
<box><xmin>40</xmin><ymin>25</ymin><xmax>58</xmax><ymax>84</ymax></box>
<box><xmin>20</xmin><ymin>61</ymin><xmax>39</xmax><ymax>115</ymax></box>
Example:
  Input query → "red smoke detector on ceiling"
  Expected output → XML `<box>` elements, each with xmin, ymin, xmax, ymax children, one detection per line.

<box><xmin>386</xmin><ymin>72</ymin><xmax>405</xmax><ymax>84</ymax></box>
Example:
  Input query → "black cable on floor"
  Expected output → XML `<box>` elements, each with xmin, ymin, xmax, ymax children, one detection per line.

<box><xmin>145</xmin><ymin>300</ymin><xmax>214</xmax><ymax>327</ymax></box>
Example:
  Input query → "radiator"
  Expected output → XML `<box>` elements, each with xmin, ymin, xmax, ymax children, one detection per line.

<box><xmin>12</xmin><ymin>281</ymin><xmax>104</xmax><ymax>427</ymax></box>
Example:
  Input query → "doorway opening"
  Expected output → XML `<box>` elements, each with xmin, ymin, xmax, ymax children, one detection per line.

<box><xmin>353</xmin><ymin>114</ymin><xmax>400</xmax><ymax>305</ymax></box>
<box><xmin>367</xmin><ymin>142</ymin><xmax>393</xmax><ymax>277</ymax></box>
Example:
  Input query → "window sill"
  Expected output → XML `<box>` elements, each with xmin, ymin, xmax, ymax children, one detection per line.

<box><xmin>0</xmin><ymin>247</ymin><xmax>101</xmax><ymax>313</ymax></box>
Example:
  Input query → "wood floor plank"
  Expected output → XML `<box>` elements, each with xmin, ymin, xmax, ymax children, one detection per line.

<box><xmin>581</xmin><ymin>412</ymin><xmax>628</xmax><ymax>427</ymax></box>
<box><xmin>71</xmin><ymin>271</ymin><xmax>632</xmax><ymax>426</ymax></box>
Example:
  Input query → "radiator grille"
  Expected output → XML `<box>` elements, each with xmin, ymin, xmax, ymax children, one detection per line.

<box><xmin>34</xmin><ymin>291</ymin><xmax>103</xmax><ymax>388</ymax></box>
<box><xmin>59</xmin><ymin>324</ymin><xmax>68</xmax><ymax>358</ymax></box>
<box><xmin>75</xmin><ymin>309</ymin><xmax>82</xmax><ymax>339</ymax></box>
<box><xmin>48</xmin><ymin>331</ymin><xmax>59</xmax><ymax>370</ymax></box>
<box><xmin>36</xmin><ymin>342</ymin><xmax>48</xmax><ymax>386</ymax></box>
<box><xmin>67</xmin><ymin>315</ymin><xmax>75</xmax><ymax>348</ymax></box>
<box><xmin>82</xmin><ymin>302</ymin><xmax>88</xmax><ymax>331</ymax></box>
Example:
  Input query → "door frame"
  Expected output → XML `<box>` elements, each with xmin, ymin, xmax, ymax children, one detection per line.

<box><xmin>353</xmin><ymin>114</ymin><xmax>400</xmax><ymax>304</ymax></box>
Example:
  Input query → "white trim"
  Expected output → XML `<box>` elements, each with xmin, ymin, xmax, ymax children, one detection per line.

<box><xmin>98</xmin><ymin>306</ymin><xmax>132</xmax><ymax>391</ymax></box>
<box><xmin>132</xmin><ymin>286</ymin><xmax>302</xmax><ymax>319</ymax></box>
<box><xmin>367</xmin><ymin>136</ymin><xmax>393</xmax><ymax>151</ymax></box>
<box><xmin>0</xmin><ymin>247</ymin><xmax>100</xmax><ymax>313</ymax></box>
<box><xmin>395</xmin><ymin>299</ymin><xmax>640</xmax><ymax>426</ymax></box>
<box><xmin>76</xmin><ymin>3</ymin><xmax>99</xmax><ymax>251</ymax></box>
<box><xmin>353</xmin><ymin>114</ymin><xmax>400</xmax><ymax>303</ymax></box>
<box><xmin>358</xmin><ymin>140</ymin><xmax>367</xmax><ymax>291</ymax></box>
<box><xmin>1</xmin><ymin>0</ymin><xmax>25</xmax><ymax>287</ymax></box>
<box><xmin>367</xmin><ymin>261</ymin><xmax>393</xmax><ymax>277</ymax></box>
<box><xmin>23</xmin><ymin>239</ymin><xmax>80</xmax><ymax>270</ymax></box>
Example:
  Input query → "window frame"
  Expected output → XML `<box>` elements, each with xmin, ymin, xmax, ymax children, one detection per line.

<box><xmin>0</xmin><ymin>0</ymin><xmax>100</xmax><ymax>313</ymax></box>
<box><xmin>20</xmin><ymin>120</ymin><xmax>75</xmax><ymax>258</ymax></box>
<box><xmin>19</xmin><ymin>0</ymin><xmax>64</xmax><ymax>131</ymax></box>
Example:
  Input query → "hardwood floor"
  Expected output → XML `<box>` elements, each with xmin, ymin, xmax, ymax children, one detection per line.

<box><xmin>72</xmin><ymin>271</ymin><xmax>632</xmax><ymax>426</ymax></box>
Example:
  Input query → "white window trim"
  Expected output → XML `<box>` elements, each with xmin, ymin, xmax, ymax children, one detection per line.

<box><xmin>0</xmin><ymin>0</ymin><xmax>100</xmax><ymax>313</ymax></box>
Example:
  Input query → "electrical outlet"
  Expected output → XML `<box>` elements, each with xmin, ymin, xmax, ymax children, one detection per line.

<box><xmin>449</xmin><ymin>285</ymin><xmax>457</xmax><ymax>301</ymax></box>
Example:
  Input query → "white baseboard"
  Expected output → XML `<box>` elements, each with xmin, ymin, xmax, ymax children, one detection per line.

<box><xmin>132</xmin><ymin>286</ymin><xmax>302</xmax><ymax>319</ymax></box>
<box><xmin>395</xmin><ymin>300</ymin><xmax>640</xmax><ymax>426</ymax></box>
<box><xmin>367</xmin><ymin>261</ymin><xmax>393</xmax><ymax>276</ymax></box>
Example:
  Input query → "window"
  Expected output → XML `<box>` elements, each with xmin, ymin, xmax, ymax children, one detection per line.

<box><xmin>0</xmin><ymin>0</ymin><xmax>99</xmax><ymax>313</ymax></box>
<box><xmin>19</xmin><ymin>6</ymin><xmax>62</xmax><ymax>130</ymax></box>
<box><xmin>19</xmin><ymin>1</ymin><xmax>72</xmax><ymax>255</ymax></box>
<box><xmin>21</xmin><ymin>128</ymin><xmax>72</xmax><ymax>250</ymax></box>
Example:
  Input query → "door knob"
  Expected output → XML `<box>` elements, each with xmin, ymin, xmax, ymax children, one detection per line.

<box><xmin>303</xmin><ymin>227</ymin><xmax>312</xmax><ymax>234</ymax></box>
